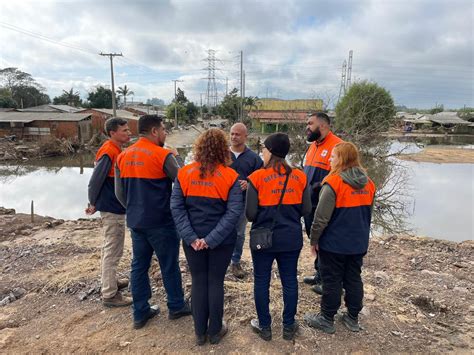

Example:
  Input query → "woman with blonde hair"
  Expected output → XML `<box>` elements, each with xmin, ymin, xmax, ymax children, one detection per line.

<box><xmin>304</xmin><ymin>142</ymin><xmax>375</xmax><ymax>334</ymax></box>
<box><xmin>171</xmin><ymin>128</ymin><xmax>243</xmax><ymax>345</ymax></box>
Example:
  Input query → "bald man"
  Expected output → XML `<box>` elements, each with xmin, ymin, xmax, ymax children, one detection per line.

<box><xmin>229</xmin><ymin>123</ymin><xmax>263</xmax><ymax>278</ymax></box>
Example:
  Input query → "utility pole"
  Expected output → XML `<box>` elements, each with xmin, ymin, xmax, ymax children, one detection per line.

<box><xmin>200</xmin><ymin>93</ymin><xmax>203</xmax><ymax>120</ymax></box>
<box><xmin>172</xmin><ymin>79</ymin><xmax>183</xmax><ymax>128</ymax></box>
<box><xmin>240</xmin><ymin>50</ymin><xmax>243</xmax><ymax>121</ymax></box>
<box><xmin>225</xmin><ymin>77</ymin><xmax>228</xmax><ymax>96</ymax></box>
<box><xmin>99</xmin><ymin>52</ymin><xmax>123</xmax><ymax>116</ymax></box>
<box><xmin>243</xmin><ymin>71</ymin><xmax>246</xmax><ymax>99</ymax></box>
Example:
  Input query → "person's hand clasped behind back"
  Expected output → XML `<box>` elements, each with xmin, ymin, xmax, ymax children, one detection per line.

<box><xmin>191</xmin><ymin>238</ymin><xmax>209</xmax><ymax>251</ymax></box>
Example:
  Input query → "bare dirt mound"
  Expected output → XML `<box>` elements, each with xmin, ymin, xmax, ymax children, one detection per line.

<box><xmin>1</xmin><ymin>210</ymin><xmax>473</xmax><ymax>353</ymax></box>
<box><xmin>398</xmin><ymin>146</ymin><xmax>474</xmax><ymax>164</ymax></box>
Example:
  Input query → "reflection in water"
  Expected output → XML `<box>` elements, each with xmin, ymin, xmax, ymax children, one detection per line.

<box><xmin>405</xmin><ymin>161</ymin><xmax>473</xmax><ymax>242</ymax></box>
<box><xmin>0</xmin><ymin>146</ymin><xmax>472</xmax><ymax>242</ymax></box>
<box><xmin>1</xmin><ymin>165</ymin><xmax>94</xmax><ymax>220</ymax></box>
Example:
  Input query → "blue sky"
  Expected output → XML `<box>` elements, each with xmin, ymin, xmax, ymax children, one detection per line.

<box><xmin>0</xmin><ymin>0</ymin><xmax>472</xmax><ymax>109</ymax></box>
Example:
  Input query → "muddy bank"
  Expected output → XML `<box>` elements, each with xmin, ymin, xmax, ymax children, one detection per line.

<box><xmin>0</xmin><ymin>137</ymin><xmax>88</xmax><ymax>162</ymax></box>
<box><xmin>0</xmin><ymin>128</ymin><xmax>201</xmax><ymax>163</ymax></box>
<box><xmin>0</xmin><ymin>208</ymin><xmax>473</xmax><ymax>353</ymax></box>
<box><xmin>398</xmin><ymin>146</ymin><xmax>474</xmax><ymax>164</ymax></box>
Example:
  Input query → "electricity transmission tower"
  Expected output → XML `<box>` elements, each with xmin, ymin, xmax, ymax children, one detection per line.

<box><xmin>205</xmin><ymin>49</ymin><xmax>218</xmax><ymax>107</ymax></box>
<box><xmin>338</xmin><ymin>60</ymin><xmax>347</xmax><ymax>102</ymax></box>
<box><xmin>346</xmin><ymin>50</ymin><xmax>353</xmax><ymax>89</ymax></box>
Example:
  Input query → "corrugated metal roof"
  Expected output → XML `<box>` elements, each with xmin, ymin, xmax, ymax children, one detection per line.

<box><xmin>17</xmin><ymin>104</ymin><xmax>82</xmax><ymax>113</ymax></box>
<box><xmin>0</xmin><ymin>112</ymin><xmax>91</xmax><ymax>122</ymax></box>
<box><xmin>83</xmin><ymin>108</ymin><xmax>139</xmax><ymax>120</ymax></box>
<box><xmin>427</xmin><ymin>114</ymin><xmax>469</xmax><ymax>125</ymax></box>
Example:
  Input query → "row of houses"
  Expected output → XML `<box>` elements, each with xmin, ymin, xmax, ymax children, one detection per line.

<box><xmin>0</xmin><ymin>105</ymin><xmax>165</xmax><ymax>143</ymax></box>
<box><xmin>398</xmin><ymin>112</ymin><xmax>474</xmax><ymax>134</ymax></box>
<box><xmin>1</xmin><ymin>101</ymin><xmax>472</xmax><ymax>143</ymax></box>
<box><xmin>248</xmin><ymin>99</ymin><xmax>325</xmax><ymax>133</ymax></box>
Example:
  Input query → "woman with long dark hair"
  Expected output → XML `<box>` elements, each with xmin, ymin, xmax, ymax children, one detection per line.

<box><xmin>246</xmin><ymin>133</ymin><xmax>311</xmax><ymax>341</ymax></box>
<box><xmin>304</xmin><ymin>142</ymin><xmax>376</xmax><ymax>334</ymax></box>
<box><xmin>170</xmin><ymin>128</ymin><xmax>243</xmax><ymax>345</ymax></box>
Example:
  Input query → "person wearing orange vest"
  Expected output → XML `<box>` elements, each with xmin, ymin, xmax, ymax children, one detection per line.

<box><xmin>303</xmin><ymin>112</ymin><xmax>343</xmax><ymax>294</ymax></box>
<box><xmin>171</xmin><ymin>128</ymin><xmax>243</xmax><ymax>346</ymax></box>
<box><xmin>115</xmin><ymin>115</ymin><xmax>191</xmax><ymax>329</ymax></box>
<box><xmin>86</xmin><ymin>117</ymin><xmax>132</xmax><ymax>308</ymax></box>
<box><xmin>246</xmin><ymin>133</ymin><xmax>311</xmax><ymax>341</ymax></box>
<box><xmin>304</xmin><ymin>142</ymin><xmax>376</xmax><ymax>334</ymax></box>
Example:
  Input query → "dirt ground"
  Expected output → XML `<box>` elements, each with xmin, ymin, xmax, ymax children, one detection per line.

<box><xmin>397</xmin><ymin>146</ymin><xmax>474</xmax><ymax>164</ymax></box>
<box><xmin>166</xmin><ymin>127</ymin><xmax>202</xmax><ymax>149</ymax></box>
<box><xmin>1</xmin><ymin>208</ymin><xmax>473</xmax><ymax>354</ymax></box>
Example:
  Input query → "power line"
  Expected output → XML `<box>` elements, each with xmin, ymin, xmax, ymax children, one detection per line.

<box><xmin>0</xmin><ymin>21</ymin><xmax>98</xmax><ymax>55</ymax></box>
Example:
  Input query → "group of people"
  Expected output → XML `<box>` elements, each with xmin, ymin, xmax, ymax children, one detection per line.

<box><xmin>87</xmin><ymin>112</ymin><xmax>376</xmax><ymax>345</ymax></box>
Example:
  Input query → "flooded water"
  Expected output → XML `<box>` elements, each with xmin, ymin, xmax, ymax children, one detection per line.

<box><xmin>0</xmin><ymin>138</ymin><xmax>472</xmax><ymax>242</ymax></box>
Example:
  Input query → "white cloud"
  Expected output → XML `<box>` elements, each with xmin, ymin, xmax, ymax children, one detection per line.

<box><xmin>0</xmin><ymin>0</ymin><xmax>472</xmax><ymax>108</ymax></box>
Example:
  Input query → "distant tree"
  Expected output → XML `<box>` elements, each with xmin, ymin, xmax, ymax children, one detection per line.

<box><xmin>458</xmin><ymin>107</ymin><xmax>474</xmax><ymax>122</ymax></box>
<box><xmin>395</xmin><ymin>105</ymin><xmax>409</xmax><ymax>112</ymax></box>
<box><xmin>0</xmin><ymin>67</ymin><xmax>50</xmax><ymax>108</ymax></box>
<box><xmin>53</xmin><ymin>88</ymin><xmax>82</xmax><ymax>107</ymax></box>
<box><xmin>86</xmin><ymin>86</ymin><xmax>116</xmax><ymax>109</ymax></box>
<box><xmin>0</xmin><ymin>96</ymin><xmax>17</xmax><ymax>108</ymax></box>
<box><xmin>335</xmin><ymin>80</ymin><xmax>396</xmax><ymax>143</ymax></box>
<box><xmin>217</xmin><ymin>88</ymin><xmax>240</xmax><ymax>123</ymax></box>
<box><xmin>0</xmin><ymin>88</ymin><xmax>17</xmax><ymax>108</ymax></box>
<box><xmin>429</xmin><ymin>104</ymin><xmax>444</xmax><ymax>114</ymax></box>
<box><xmin>185</xmin><ymin>102</ymin><xmax>199</xmax><ymax>122</ymax></box>
<box><xmin>116</xmin><ymin>85</ymin><xmax>134</xmax><ymax>106</ymax></box>
<box><xmin>174</xmin><ymin>87</ymin><xmax>188</xmax><ymax>104</ymax></box>
<box><xmin>146</xmin><ymin>97</ymin><xmax>165</xmax><ymax>106</ymax></box>
<box><xmin>166</xmin><ymin>102</ymin><xmax>187</xmax><ymax>124</ymax></box>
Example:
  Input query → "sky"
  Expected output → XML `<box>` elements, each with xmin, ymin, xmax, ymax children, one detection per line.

<box><xmin>0</xmin><ymin>0</ymin><xmax>472</xmax><ymax>109</ymax></box>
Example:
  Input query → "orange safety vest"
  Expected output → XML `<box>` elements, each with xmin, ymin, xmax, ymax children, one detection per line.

<box><xmin>94</xmin><ymin>140</ymin><xmax>124</xmax><ymax>214</ymax></box>
<box><xmin>248</xmin><ymin>167</ymin><xmax>307</xmax><ymax>252</ymax></box>
<box><xmin>116</xmin><ymin>137</ymin><xmax>173</xmax><ymax>229</ymax></box>
<box><xmin>319</xmin><ymin>174</ymin><xmax>376</xmax><ymax>254</ymax></box>
<box><xmin>177</xmin><ymin>162</ymin><xmax>239</xmax><ymax>243</ymax></box>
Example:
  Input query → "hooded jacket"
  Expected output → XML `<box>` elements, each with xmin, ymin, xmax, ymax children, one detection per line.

<box><xmin>310</xmin><ymin>167</ymin><xmax>376</xmax><ymax>255</ymax></box>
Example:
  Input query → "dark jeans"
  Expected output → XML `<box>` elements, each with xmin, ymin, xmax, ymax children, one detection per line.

<box><xmin>231</xmin><ymin>211</ymin><xmax>247</xmax><ymax>264</ymax></box>
<box><xmin>304</xmin><ymin>208</ymin><xmax>322</xmax><ymax>282</ymax></box>
<box><xmin>130</xmin><ymin>226</ymin><xmax>185</xmax><ymax>322</ymax></box>
<box><xmin>183</xmin><ymin>243</ymin><xmax>234</xmax><ymax>337</ymax></box>
<box><xmin>319</xmin><ymin>248</ymin><xmax>364</xmax><ymax>320</ymax></box>
<box><xmin>252</xmin><ymin>249</ymin><xmax>301</xmax><ymax>328</ymax></box>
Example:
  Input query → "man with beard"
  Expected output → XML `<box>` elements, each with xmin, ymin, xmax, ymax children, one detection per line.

<box><xmin>303</xmin><ymin>112</ymin><xmax>343</xmax><ymax>294</ymax></box>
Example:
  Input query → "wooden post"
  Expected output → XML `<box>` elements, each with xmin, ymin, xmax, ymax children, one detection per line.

<box><xmin>31</xmin><ymin>200</ymin><xmax>34</xmax><ymax>223</ymax></box>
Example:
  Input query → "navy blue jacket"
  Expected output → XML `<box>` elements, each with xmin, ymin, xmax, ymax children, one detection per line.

<box><xmin>230</xmin><ymin>146</ymin><xmax>263</xmax><ymax>197</ymax></box>
<box><xmin>170</xmin><ymin>162</ymin><xmax>243</xmax><ymax>249</ymax></box>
